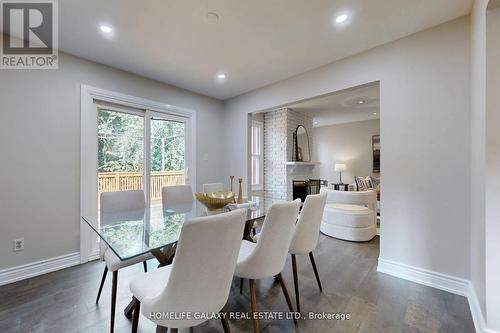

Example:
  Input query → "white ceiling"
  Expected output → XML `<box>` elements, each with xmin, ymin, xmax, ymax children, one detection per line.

<box><xmin>288</xmin><ymin>84</ymin><xmax>380</xmax><ymax>127</ymax></box>
<box><xmin>54</xmin><ymin>0</ymin><xmax>472</xmax><ymax>100</ymax></box>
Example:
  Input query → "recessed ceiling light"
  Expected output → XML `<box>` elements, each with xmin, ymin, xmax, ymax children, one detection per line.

<box><xmin>99</xmin><ymin>25</ymin><xmax>113</xmax><ymax>33</ymax></box>
<box><xmin>373</xmin><ymin>112</ymin><xmax>377</xmax><ymax>115</ymax></box>
<box><xmin>314</xmin><ymin>121</ymin><xmax>319</xmax><ymax>125</ymax></box>
<box><xmin>215</xmin><ymin>73</ymin><xmax>227</xmax><ymax>83</ymax></box>
<box><xmin>333</xmin><ymin>11</ymin><xmax>353</xmax><ymax>28</ymax></box>
<box><xmin>335</xmin><ymin>14</ymin><xmax>348</xmax><ymax>23</ymax></box>
<box><xmin>358</xmin><ymin>100</ymin><xmax>366</xmax><ymax>104</ymax></box>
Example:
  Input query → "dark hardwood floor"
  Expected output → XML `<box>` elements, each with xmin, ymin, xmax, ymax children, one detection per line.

<box><xmin>0</xmin><ymin>235</ymin><xmax>475</xmax><ymax>333</ymax></box>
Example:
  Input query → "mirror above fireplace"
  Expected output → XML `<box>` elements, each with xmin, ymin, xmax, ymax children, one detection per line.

<box><xmin>293</xmin><ymin>125</ymin><xmax>311</xmax><ymax>162</ymax></box>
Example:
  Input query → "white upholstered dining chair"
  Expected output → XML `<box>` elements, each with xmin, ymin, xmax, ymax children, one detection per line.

<box><xmin>235</xmin><ymin>199</ymin><xmax>301</xmax><ymax>333</ymax></box>
<box><xmin>203</xmin><ymin>182</ymin><xmax>225</xmax><ymax>193</ymax></box>
<box><xmin>288</xmin><ymin>192</ymin><xmax>327</xmax><ymax>312</ymax></box>
<box><xmin>129</xmin><ymin>208</ymin><xmax>247</xmax><ymax>333</ymax></box>
<box><xmin>161</xmin><ymin>185</ymin><xmax>194</xmax><ymax>208</ymax></box>
<box><xmin>97</xmin><ymin>189</ymin><xmax>155</xmax><ymax>333</ymax></box>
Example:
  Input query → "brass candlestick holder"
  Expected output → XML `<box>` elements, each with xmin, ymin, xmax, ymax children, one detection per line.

<box><xmin>237</xmin><ymin>177</ymin><xmax>243</xmax><ymax>204</ymax></box>
<box><xmin>230</xmin><ymin>176</ymin><xmax>235</xmax><ymax>203</ymax></box>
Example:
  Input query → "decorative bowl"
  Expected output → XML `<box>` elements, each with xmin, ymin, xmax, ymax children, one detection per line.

<box><xmin>195</xmin><ymin>191</ymin><xmax>235</xmax><ymax>211</ymax></box>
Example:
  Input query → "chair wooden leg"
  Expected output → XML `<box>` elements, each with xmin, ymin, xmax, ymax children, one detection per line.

<box><xmin>110</xmin><ymin>271</ymin><xmax>118</xmax><ymax>333</ymax></box>
<box><xmin>249</xmin><ymin>279</ymin><xmax>259</xmax><ymax>333</ymax></box>
<box><xmin>124</xmin><ymin>298</ymin><xmax>135</xmax><ymax>318</ymax></box>
<box><xmin>143</xmin><ymin>261</ymin><xmax>148</xmax><ymax>272</ymax></box>
<box><xmin>291</xmin><ymin>254</ymin><xmax>301</xmax><ymax>313</ymax></box>
<box><xmin>240</xmin><ymin>278</ymin><xmax>244</xmax><ymax>294</ymax></box>
<box><xmin>309</xmin><ymin>252</ymin><xmax>323</xmax><ymax>292</ymax></box>
<box><xmin>96</xmin><ymin>266</ymin><xmax>108</xmax><ymax>304</ymax></box>
<box><xmin>131</xmin><ymin>297</ymin><xmax>141</xmax><ymax>333</ymax></box>
<box><xmin>219</xmin><ymin>307</ymin><xmax>231</xmax><ymax>333</ymax></box>
<box><xmin>276</xmin><ymin>273</ymin><xmax>297</xmax><ymax>324</ymax></box>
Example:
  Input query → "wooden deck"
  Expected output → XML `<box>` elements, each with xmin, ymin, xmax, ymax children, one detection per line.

<box><xmin>98</xmin><ymin>171</ymin><xmax>184</xmax><ymax>200</ymax></box>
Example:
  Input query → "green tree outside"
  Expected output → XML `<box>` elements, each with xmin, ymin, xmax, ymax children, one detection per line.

<box><xmin>97</xmin><ymin>110</ymin><xmax>185</xmax><ymax>172</ymax></box>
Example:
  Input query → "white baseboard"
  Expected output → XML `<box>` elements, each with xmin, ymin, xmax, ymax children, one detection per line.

<box><xmin>377</xmin><ymin>257</ymin><xmax>469</xmax><ymax>296</ymax></box>
<box><xmin>377</xmin><ymin>258</ymin><xmax>499</xmax><ymax>333</ymax></box>
<box><xmin>88</xmin><ymin>248</ymin><xmax>100</xmax><ymax>262</ymax></box>
<box><xmin>468</xmin><ymin>282</ymin><xmax>487</xmax><ymax>333</ymax></box>
<box><xmin>0</xmin><ymin>252</ymin><xmax>81</xmax><ymax>286</ymax></box>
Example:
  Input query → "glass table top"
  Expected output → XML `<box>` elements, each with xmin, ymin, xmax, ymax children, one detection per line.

<box><xmin>82</xmin><ymin>196</ymin><xmax>267</xmax><ymax>261</ymax></box>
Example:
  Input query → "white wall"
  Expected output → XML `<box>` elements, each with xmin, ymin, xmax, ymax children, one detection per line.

<box><xmin>0</xmin><ymin>51</ymin><xmax>225</xmax><ymax>269</ymax></box>
<box><xmin>223</xmin><ymin>17</ymin><xmax>471</xmax><ymax>279</ymax></box>
<box><xmin>312</xmin><ymin>119</ymin><xmax>380</xmax><ymax>185</ymax></box>
<box><xmin>470</xmin><ymin>0</ymin><xmax>488</xmax><ymax>322</ymax></box>
<box><xmin>486</xmin><ymin>6</ymin><xmax>500</xmax><ymax>331</ymax></box>
<box><xmin>468</xmin><ymin>3</ymin><xmax>500</xmax><ymax>331</ymax></box>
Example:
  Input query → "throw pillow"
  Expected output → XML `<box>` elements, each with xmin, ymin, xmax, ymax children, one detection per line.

<box><xmin>355</xmin><ymin>176</ymin><xmax>378</xmax><ymax>191</ymax></box>
<box><xmin>364</xmin><ymin>176</ymin><xmax>374</xmax><ymax>189</ymax></box>
<box><xmin>354</xmin><ymin>176</ymin><xmax>368</xmax><ymax>191</ymax></box>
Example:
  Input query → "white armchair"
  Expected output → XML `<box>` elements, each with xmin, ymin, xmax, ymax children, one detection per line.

<box><xmin>320</xmin><ymin>188</ymin><xmax>377</xmax><ymax>241</ymax></box>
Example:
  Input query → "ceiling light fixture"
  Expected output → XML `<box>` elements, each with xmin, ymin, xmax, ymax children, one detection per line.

<box><xmin>335</xmin><ymin>14</ymin><xmax>348</xmax><ymax>23</ymax></box>
<box><xmin>314</xmin><ymin>121</ymin><xmax>319</xmax><ymax>125</ymax></box>
<box><xmin>358</xmin><ymin>100</ymin><xmax>366</xmax><ymax>104</ymax></box>
<box><xmin>99</xmin><ymin>25</ymin><xmax>113</xmax><ymax>33</ymax></box>
<box><xmin>215</xmin><ymin>73</ymin><xmax>227</xmax><ymax>83</ymax></box>
<box><xmin>373</xmin><ymin>112</ymin><xmax>377</xmax><ymax>115</ymax></box>
<box><xmin>333</xmin><ymin>10</ymin><xmax>353</xmax><ymax>28</ymax></box>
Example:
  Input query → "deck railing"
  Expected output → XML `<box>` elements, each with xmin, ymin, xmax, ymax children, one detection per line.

<box><xmin>98</xmin><ymin>171</ymin><xmax>185</xmax><ymax>200</ymax></box>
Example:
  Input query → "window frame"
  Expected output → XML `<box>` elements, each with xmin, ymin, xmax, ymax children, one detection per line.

<box><xmin>250</xmin><ymin>120</ymin><xmax>264</xmax><ymax>191</ymax></box>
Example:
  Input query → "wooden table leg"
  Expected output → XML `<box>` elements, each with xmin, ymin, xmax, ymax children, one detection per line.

<box><xmin>243</xmin><ymin>218</ymin><xmax>263</xmax><ymax>242</ymax></box>
<box><xmin>151</xmin><ymin>244</ymin><xmax>176</xmax><ymax>267</ymax></box>
<box><xmin>243</xmin><ymin>221</ymin><xmax>254</xmax><ymax>241</ymax></box>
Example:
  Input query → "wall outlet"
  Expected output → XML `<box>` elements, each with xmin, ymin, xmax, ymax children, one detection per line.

<box><xmin>14</xmin><ymin>238</ymin><xmax>24</xmax><ymax>252</ymax></box>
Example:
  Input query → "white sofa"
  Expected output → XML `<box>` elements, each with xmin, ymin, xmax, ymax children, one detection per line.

<box><xmin>319</xmin><ymin>188</ymin><xmax>377</xmax><ymax>241</ymax></box>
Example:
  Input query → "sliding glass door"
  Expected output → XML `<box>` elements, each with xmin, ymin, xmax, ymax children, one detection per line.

<box><xmin>97</xmin><ymin>107</ymin><xmax>145</xmax><ymax>207</ymax></box>
<box><xmin>81</xmin><ymin>86</ymin><xmax>197</xmax><ymax>262</ymax></box>
<box><xmin>93</xmin><ymin>104</ymin><xmax>191</xmax><ymax>255</ymax></box>
<box><xmin>147</xmin><ymin>113</ymin><xmax>188</xmax><ymax>209</ymax></box>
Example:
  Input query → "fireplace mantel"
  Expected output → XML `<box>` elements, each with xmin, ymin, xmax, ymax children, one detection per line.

<box><xmin>285</xmin><ymin>161</ymin><xmax>319</xmax><ymax>166</ymax></box>
<box><xmin>285</xmin><ymin>161</ymin><xmax>319</xmax><ymax>173</ymax></box>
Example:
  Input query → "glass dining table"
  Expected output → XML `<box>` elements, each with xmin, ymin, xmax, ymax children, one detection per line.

<box><xmin>82</xmin><ymin>196</ymin><xmax>267</xmax><ymax>263</ymax></box>
<box><xmin>82</xmin><ymin>195</ymin><xmax>267</xmax><ymax>317</ymax></box>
